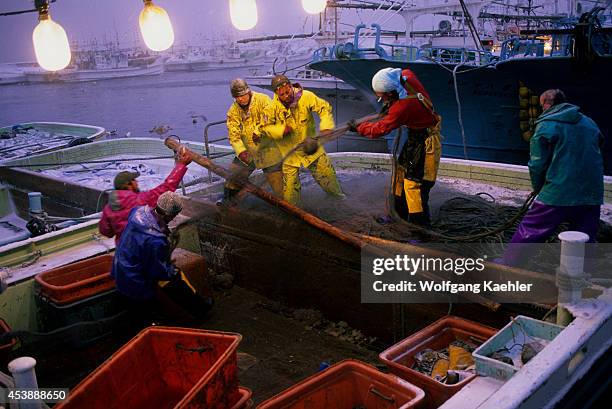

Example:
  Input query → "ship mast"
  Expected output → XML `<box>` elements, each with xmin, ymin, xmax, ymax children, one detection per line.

<box><xmin>459</xmin><ymin>0</ymin><xmax>484</xmax><ymax>50</ymax></box>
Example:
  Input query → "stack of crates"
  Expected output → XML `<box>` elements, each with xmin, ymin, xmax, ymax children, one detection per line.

<box><xmin>34</xmin><ymin>254</ymin><xmax>123</xmax><ymax>339</ymax></box>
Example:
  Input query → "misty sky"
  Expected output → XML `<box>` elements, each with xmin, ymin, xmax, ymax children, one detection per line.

<box><xmin>0</xmin><ymin>0</ymin><xmax>410</xmax><ymax>63</ymax></box>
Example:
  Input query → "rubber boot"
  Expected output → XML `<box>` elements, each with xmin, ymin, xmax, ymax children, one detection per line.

<box><xmin>408</xmin><ymin>212</ymin><xmax>429</xmax><ymax>227</ymax></box>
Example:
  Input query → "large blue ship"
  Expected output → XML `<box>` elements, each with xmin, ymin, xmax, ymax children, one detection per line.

<box><xmin>310</xmin><ymin>1</ymin><xmax>612</xmax><ymax>173</ymax></box>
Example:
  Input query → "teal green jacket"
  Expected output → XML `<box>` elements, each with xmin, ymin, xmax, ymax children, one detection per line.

<box><xmin>529</xmin><ymin>103</ymin><xmax>604</xmax><ymax>206</ymax></box>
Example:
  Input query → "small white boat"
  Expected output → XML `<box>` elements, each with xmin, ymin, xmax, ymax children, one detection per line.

<box><xmin>247</xmin><ymin>67</ymin><xmax>356</xmax><ymax>92</ymax></box>
<box><xmin>0</xmin><ymin>62</ymin><xmax>36</xmax><ymax>85</ymax></box>
<box><xmin>24</xmin><ymin>60</ymin><xmax>164</xmax><ymax>83</ymax></box>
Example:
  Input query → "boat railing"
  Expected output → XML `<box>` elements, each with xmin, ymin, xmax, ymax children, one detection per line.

<box><xmin>312</xmin><ymin>23</ymin><xmax>494</xmax><ymax>66</ymax></box>
<box><xmin>417</xmin><ymin>47</ymin><xmax>495</xmax><ymax>65</ymax></box>
<box><xmin>203</xmin><ymin>120</ymin><xmax>233</xmax><ymax>183</ymax></box>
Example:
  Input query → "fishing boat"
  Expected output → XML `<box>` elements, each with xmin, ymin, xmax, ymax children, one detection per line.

<box><xmin>0</xmin><ymin>63</ymin><xmax>34</xmax><ymax>86</ymax></box>
<box><xmin>310</xmin><ymin>1</ymin><xmax>612</xmax><ymax>173</ymax></box>
<box><xmin>23</xmin><ymin>47</ymin><xmax>164</xmax><ymax>83</ymax></box>
<box><xmin>165</xmin><ymin>42</ymin><xmax>267</xmax><ymax>72</ymax></box>
<box><xmin>0</xmin><ymin>122</ymin><xmax>105</xmax><ymax>162</ymax></box>
<box><xmin>247</xmin><ymin>67</ymin><xmax>355</xmax><ymax>92</ymax></box>
<box><xmin>0</xmin><ymin>135</ymin><xmax>610</xmax><ymax>406</ymax></box>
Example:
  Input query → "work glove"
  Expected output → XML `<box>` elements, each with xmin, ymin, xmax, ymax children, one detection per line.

<box><xmin>238</xmin><ymin>151</ymin><xmax>250</xmax><ymax>164</ymax></box>
<box><xmin>252</xmin><ymin>132</ymin><xmax>261</xmax><ymax>144</ymax></box>
<box><xmin>283</xmin><ymin>125</ymin><xmax>293</xmax><ymax>137</ymax></box>
<box><xmin>347</xmin><ymin>119</ymin><xmax>358</xmax><ymax>133</ymax></box>
<box><xmin>302</xmin><ymin>137</ymin><xmax>319</xmax><ymax>155</ymax></box>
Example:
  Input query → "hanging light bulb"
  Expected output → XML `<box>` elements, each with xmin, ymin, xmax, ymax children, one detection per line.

<box><xmin>229</xmin><ymin>0</ymin><xmax>258</xmax><ymax>31</ymax></box>
<box><xmin>32</xmin><ymin>1</ymin><xmax>71</xmax><ymax>71</ymax></box>
<box><xmin>302</xmin><ymin>0</ymin><xmax>327</xmax><ymax>14</ymax></box>
<box><xmin>139</xmin><ymin>0</ymin><xmax>175</xmax><ymax>51</ymax></box>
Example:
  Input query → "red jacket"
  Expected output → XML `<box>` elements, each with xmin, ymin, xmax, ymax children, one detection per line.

<box><xmin>357</xmin><ymin>69</ymin><xmax>437</xmax><ymax>138</ymax></box>
<box><xmin>99</xmin><ymin>163</ymin><xmax>188</xmax><ymax>243</ymax></box>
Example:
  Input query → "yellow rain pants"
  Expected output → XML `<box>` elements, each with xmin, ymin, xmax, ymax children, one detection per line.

<box><xmin>283</xmin><ymin>153</ymin><xmax>344</xmax><ymax>205</ymax></box>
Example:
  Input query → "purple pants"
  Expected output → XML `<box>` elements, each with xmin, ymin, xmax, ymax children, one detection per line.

<box><xmin>504</xmin><ymin>201</ymin><xmax>600</xmax><ymax>266</ymax></box>
<box><xmin>511</xmin><ymin>201</ymin><xmax>600</xmax><ymax>243</ymax></box>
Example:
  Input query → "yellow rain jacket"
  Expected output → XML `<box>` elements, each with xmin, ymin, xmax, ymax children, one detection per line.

<box><xmin>262</xmin><ymin>86</ymin><xmax>334</xmax><ymax>168</ymax></box>
<box><xmin>226</xmin><ymin>92</ymin><xmax>282</xmax><ymax>169</ymax></box>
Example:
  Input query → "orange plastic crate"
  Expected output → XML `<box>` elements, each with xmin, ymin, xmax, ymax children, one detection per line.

<box><xmin>257</xmin><ymin>359</ymin><xmax>425</xmax><ymax>409</ymax></box>
<box><xmin>35</xmin><ymin>254</ymin><xmax>115</xmax><ymax>305</ymax></box>
<box><xmin>55</xmin><ymin>326</ymin><xmax>242</xmax><ymax>409</ymax></box>
<box><xmin>379</xmin><ymin>316</ymin><xmax>497</xmax><ymax>408</ymax></box>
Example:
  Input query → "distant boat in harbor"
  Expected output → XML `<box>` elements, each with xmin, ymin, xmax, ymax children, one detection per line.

<box><xmin>0</xmin><ymin>62</ymin><xmax>37</xmax><ymax>85</ymax></box>
<box><xmin>165</xmin><ymin>42</ymin><xmax>267</xmax><ymax>72</ymax></box>
<box><xmin>24</xmin><ymin>62</ymin><xmax>164</xmax><ymax>83</ymax></box>
<box><xmin>23</xmin><ymin>47</ymin><xmax>164</xmax><ymax>83</ymax></box>
<box><xmin>246</xmin><ymin>67</ymin><xmax>356</xmax><ymax>93</ymax></box>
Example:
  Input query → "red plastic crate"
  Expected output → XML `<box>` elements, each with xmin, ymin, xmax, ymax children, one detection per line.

<box><xmin>379</xmin><ymin>316</ymin><xmax>497</xmax><ymax>408</ymax></box>
<box><xmin>55</xmin><ymin>326</ymin><xmax>242</xmax><ymax>409</ymax></box>
<box><xmin>257</xmin><ymin>359</ymin><xmax>425</xmax><ymax>409</ymax></box>
<box><xmin>35</xmin><ymin>254</ymin><xmax>115</xmax><ymax>305</ymax></box>
<box><xmin>0</xmin><ymin>318</ymin><xmax>17</xmax><ymax>369</ymax></box>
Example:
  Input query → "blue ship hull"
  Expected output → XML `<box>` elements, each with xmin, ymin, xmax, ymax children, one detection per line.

<box><xmin>313</xmin><ymin>53</ymin><xmax>612</xmax><ymax>176</ymax></box>
<box><xmin>311</xmin><ymin>58</ymin><xmax>530</xmax><ymax>167</ymax></box>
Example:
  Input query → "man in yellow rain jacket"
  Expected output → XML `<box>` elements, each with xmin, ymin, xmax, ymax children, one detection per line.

<box><xmin>220</xmin><ymin>78</ymin><xmax>283</xmax><ymax>205</ymax></box>
<box><xmin>262</xmin><ymin>74</ymin><xmax>345</xmax><ymax>205</ymax></box>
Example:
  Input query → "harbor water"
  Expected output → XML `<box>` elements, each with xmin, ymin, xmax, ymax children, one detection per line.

<box><xmin>0</xmin><ymin>69</ymin><xmax>368</xmax><ymax>145</ymax></box>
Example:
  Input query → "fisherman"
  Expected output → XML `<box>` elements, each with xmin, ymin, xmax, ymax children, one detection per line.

<box><xmin>98</xmin><ymin>147</ymin><xmax>192</xmax><ymax>243</ymax></box>
<box><xmin>112</xmin><ymin>192</ymin><xmax>212</xmax><ymax>323</ymax></box>
<box><xmin>505</xmin><ymin>89</ymin><xmax>603</xmax><ymax>260</ymax></box>
<box><xmin>218</xmin><ymin>78</ymin><xmax>284</xmax><ymax>206</ymax></box>
<box><xmin>348</xmin><ymin>67</ymin><xmax>441</xmax><ymax>226</ymax></box>
<box><xmin>263</xmin><ymin>74</ymin><xmax>345</xmax><ymax>205</ymax></box>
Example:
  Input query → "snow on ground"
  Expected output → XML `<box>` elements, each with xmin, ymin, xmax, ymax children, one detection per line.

<box><xmin>39</xmin><ymin>155</ymin><xmax>207</xmax><ymax>191</ymax></box>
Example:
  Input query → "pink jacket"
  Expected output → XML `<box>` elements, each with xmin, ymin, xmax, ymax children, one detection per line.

<box><xmin>99</xmin><ymin>163</ymin><xmax>188</xmax><ymax>243</ymax></box>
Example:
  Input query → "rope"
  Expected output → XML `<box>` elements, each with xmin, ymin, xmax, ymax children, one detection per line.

<box><xmin>386</xmin><ymin>188</ymin><xmax>536</xmax><ymax>242</ymax></box>
<box><xmin>276</xmin><ymin>59</ymin><xmax>312</xmax><ymax>75</ymax></box>
<box><xmin>452</xmin><ymin>62</ymin><xmax>469</xmax><ymax>160</ymax></box>
<box><xmin>385</xmin><ymin>127</ymin><xmax>535</xmax><ymax>242</ymax></box>
<box><xmin>423</xmin><ymin>192</ymin><xmax>537</xmax><ymax>242</ymax></box>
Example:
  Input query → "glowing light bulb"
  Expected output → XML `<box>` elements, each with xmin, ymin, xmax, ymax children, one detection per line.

<box><xmin>32</xmin><ymin>12</ymin><xmax>71</xmax><ymax>71</ymax></box>
<box><xmin>302</xmin><ymin>0</ymin><xmax>327</xmax><ymax>14</ymax></box>
<box><xmin>229</xmin><ymin>0</ymin><xmax>258</xmax><ymax>31</ymax></box>
<box><xmin>139</xmin><ymin>0</ymin><xmax>175</xmax><ymax>51</ymax></box>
